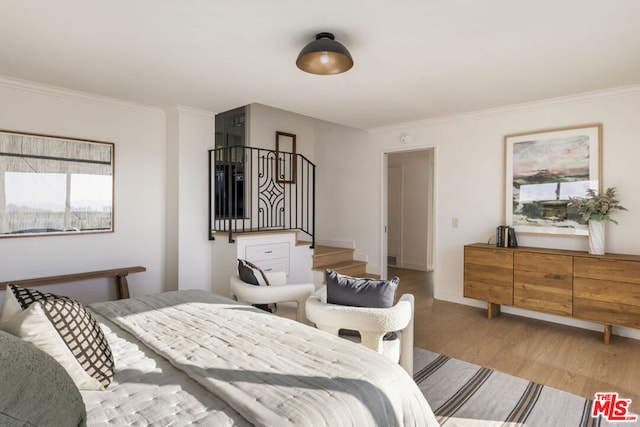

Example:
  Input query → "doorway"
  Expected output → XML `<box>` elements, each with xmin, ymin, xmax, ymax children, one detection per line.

<box><xmin>214</xmin><ymin>106</ymin><xmax>247</xmax><ymax>220</ymax></box>
<box><xmin>384</xmin><ymin>148</ymin><xmax>434</xmax><ymax>292</ymax></box>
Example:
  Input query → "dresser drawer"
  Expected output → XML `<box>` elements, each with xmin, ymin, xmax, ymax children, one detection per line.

<box><xmin>515</xmin><ymin>252</ymin><xmax>572</xmax><ymax>275</ymax></box>
<box><xmin>465</xmin><ymin>246</ymin><xmax>512</xmax><ymax>269</ymax></box>
<box><xmin>514</xmin><ymin>252</ymin><xmax>572</xmax><ymax>316</ymax></box>
<box><xmin>574</xmin><ymin>277</ymin><xmax>640</xmax><ymax>308</ymax></box>
<box><xmin>574</xmin><ymin>256</ymin><xmax>640</xmax><ymax>284</ymax></box>
<box><xmin>251</xmin><ymin>257</ymin><xmax>289</xmax><ymax>275</ymax></box>
<box><xmin>246</xmin><ymin>242</ymin><xmax>289</xmax><ymax>262</ymax></box>
<box><xmin>574</xmin><ymin>294</ymin><xmax>640</xmax><ymax>329</ymax></box>
<box><xmin>464</xmin><ymin>246</ymin><xmax>513</xmax><ymax>305</ymax></box>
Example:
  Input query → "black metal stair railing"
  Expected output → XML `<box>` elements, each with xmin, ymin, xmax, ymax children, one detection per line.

<box><xmin>208</xmin><ymin>146</ymin><xmax>315</xmax><ymax>248</ymax></box>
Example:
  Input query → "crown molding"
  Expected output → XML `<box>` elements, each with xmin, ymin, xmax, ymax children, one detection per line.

<box><xmin>173</xmin><ymin>105</ymin><xmax>215</xmax><ymax>118</ymax></box>
<box><xmin>368</xmin><ymin>83</ymin><xmax>640</xmax><ymax>134</ymax></box>
<box><xmin>0</xmin><ymin>74</ymin><xmax>165</xmax><ymax>116</ymax></box>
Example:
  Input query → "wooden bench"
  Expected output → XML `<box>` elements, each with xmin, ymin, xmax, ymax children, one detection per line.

<box><xmin>0</xmin><ymin>266</ymin><xmax>146</xmax><ymax>300</ymax></box>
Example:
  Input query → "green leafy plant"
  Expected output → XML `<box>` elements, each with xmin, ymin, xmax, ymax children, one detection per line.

<box><xmin>567</xmin><ymin>187</ymin><xmax>627</xmax><ymax>224</ymax></box>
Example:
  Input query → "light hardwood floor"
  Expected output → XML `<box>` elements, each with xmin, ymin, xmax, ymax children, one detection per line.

<box><xmin>390</xmin><ymin>266</ymin><xmax>640</xmax><ymax>413</ymax></box>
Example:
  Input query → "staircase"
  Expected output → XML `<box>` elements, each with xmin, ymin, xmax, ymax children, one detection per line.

<box><xmin>311</xmin><ymin>245</ymin><xmax>378</xmax><ymax>281</ymax></box>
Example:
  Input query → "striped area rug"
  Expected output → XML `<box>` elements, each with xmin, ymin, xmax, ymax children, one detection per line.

<box><xmin>413</xmin><ymin>348</ymin><xmax>628</xmax><ymax>426</ymax></box>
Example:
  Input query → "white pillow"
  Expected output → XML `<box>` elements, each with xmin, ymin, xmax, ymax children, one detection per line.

<box><xmin>1</xmin><ymin>302</ymin><xmax>104</xmax><ymax>390</ymax></box>
<box><xmin>0</xmin><ymin>285</ymin><xmax>114</xmax><ymax>390</ymax></box>
<box><xmin>0</xmin><ymin>287</ymin><xmax>23</xmax><ymax>322</ymax></box>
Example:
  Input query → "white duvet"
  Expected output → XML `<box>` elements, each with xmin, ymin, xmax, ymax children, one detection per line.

<box><xmin>89</xmin><ymin>290</ymin><xmax>438</xmax><ymax>427</ymax></box>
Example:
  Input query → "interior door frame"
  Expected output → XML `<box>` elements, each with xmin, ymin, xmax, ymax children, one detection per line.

<box><xmin>380</xmin><ymin>145</ymin><xmax>436</xmax><ymax>279</ymax></box>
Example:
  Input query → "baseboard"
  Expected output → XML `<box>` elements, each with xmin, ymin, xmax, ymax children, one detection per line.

<box><xmin>434</xmin><ymin>289</ymin><xmax>481</xmax><ymax>306</ymax></box>
<box><xmin>397</xmin><ymin>262</ymin><xmax>428</xmax><ymax>271</ymax></box>
<box><xmin>315</xmin><ymin>238</ymin><xmax>355</xmax><ymax>249</ymax></box>
<box><xmin>353</xmin><ymin>251</ymin><xmax>368</xmax><ymax>262</ymax></box>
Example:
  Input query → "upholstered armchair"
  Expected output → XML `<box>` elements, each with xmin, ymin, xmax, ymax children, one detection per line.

<box><xmin>306</xmin><ymin>286</ymin><xmax>415</xmax><ymax>375</ymax></box>
<box><xmin>230</xmin><ymin>271</ymin><xmax>315</xmax><ymax>324</ymax></box>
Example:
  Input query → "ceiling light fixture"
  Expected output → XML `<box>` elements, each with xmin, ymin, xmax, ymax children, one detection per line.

<box><xmin>296</xmin><ymin>32</ymin><xmax>354</xmax><ymax>75</ymax></box>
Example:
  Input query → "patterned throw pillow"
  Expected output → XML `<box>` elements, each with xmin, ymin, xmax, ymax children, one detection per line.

<box><xmin>0</xmin><ymin>284</ymin><xmax>114</xmax><ymax>390</ymax></box>
<box><xmin>238</xmin><ymin>259</ymin><xmax>270</xmax><ymax>286</ymax></box>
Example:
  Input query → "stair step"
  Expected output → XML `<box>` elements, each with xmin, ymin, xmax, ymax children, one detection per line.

<box><xmin>313</xmin><ymin>260</ymin><xmax>367</xmax><ymax>276</ymax></box>
<box><xmin>312</xmin><ymin>246</ymin><xmax>355</xmax><ymax>269</ymax></box>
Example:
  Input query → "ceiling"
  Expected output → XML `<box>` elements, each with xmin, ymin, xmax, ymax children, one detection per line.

<box><xmin>1</xmin><ymin>1</ymin><xmax>639</xmax><ymax>131</ymax></box>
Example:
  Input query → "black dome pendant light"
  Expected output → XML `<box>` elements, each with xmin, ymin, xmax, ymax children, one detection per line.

<box><xmin>296</xmin><ymin>32</ymin><xmax>354</xmax><ymax>75</ymax></box>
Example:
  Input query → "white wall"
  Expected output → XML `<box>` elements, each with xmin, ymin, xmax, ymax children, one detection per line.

<box><xmin>0</xmin><ymin>77</ymin><xmax>167</xmax><ymax>304</ymax></box>
<box><xmin>248</xmin><ymin>103</ymin><xmax>316</xmax><ymax>160</ymax></box>
<box><xmin>313</xmin><ymin>121</ymin><xmax>377</xmax><ymax>261</ymax></box>
<box><xmin>319</xmin><ymin>85</ymin><xmax>640</xmax><ymax>339</ymax></box>
<box><xmin>167</xmin><ymin>106</ymin><xmax>215</xmax><ymax>291</ymax></box>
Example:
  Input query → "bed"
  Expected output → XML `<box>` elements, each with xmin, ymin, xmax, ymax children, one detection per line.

<box><xmin>0</xmin><ymin>271</ymin><xmax>439</xmax><ymax>427</ymax></box>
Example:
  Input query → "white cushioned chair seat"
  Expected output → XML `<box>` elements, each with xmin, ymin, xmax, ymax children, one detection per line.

<box><xmin>230</xmin><ymin>272</ymin><xmax>315</xmax><ymax>324</ymax></box>
<box><xmin>306</xmin><ymin>287</ymin><xmax>415</xmax><ymax>375</ymax></box>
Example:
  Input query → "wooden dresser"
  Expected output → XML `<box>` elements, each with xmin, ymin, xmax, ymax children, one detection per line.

<box><xmin>464</xmin><ymin>243</ymin><xmax>640</xmax><ymax>343</ymax></box>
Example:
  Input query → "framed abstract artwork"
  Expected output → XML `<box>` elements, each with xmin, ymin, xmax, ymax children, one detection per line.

<box><xmin>0</xmin><ymin>130</ymin><xmax>114</xmax><ymax>238</ymax></box>
<box><xmin>504</xmin><ymin>124</ymin><xmax>601</xmax><ymax>236</ymax></box>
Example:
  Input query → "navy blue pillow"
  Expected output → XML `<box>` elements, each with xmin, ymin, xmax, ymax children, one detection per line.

<box><xmin>326</xmin><ymin>269</ymin><xmax>399</xmax><ymax>308</ymax></box>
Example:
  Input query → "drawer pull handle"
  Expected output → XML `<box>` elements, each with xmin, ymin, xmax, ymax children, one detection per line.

<box><xmin>264</xmin><ymin>268</ymin><xmax>273</xmax><ymax>272</ymax></box>
<box><xmin>264</xmin><ymin>250</ymin><xmax>273</xmax><ymax>254</ymax></box>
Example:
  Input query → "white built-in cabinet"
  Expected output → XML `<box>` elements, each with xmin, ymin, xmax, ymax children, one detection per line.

<box><xmin>245</xmin><ymin>242</ymin><xmax>290</xmax><ymax>275</ymax></box>
<box><xmin>235</xmin><ymin>232</ymin><xmax>313</xmax><ymax>285</ymax></box>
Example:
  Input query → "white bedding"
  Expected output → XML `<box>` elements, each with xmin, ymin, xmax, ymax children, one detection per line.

<box><xmin>86</xmin><ymin>290</ymin><xmax>438</xmax><ymax>427</ymax></box>
<box><xmin>82</xmin><ymin>310</ymin><xmax>250</xmax><ymax>426</ymax></box>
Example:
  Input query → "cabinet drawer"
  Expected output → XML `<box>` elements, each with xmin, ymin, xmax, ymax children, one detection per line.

<box><xmin>574</xmin><ymin>277</ymin><xmax>640</xmax><ymax>307</ymax></box>
<box><xmin>465</xmin><ymin>246</ymin><xmax>513</xmax><ymax>269</ymax></box>
<box><xmin>514</xmin><ymin>252</ymin><xmax>572</xmax><ymax>316</ymax></box>
<box><xmin>574</xmin><ymin>257</ymin><xmax>640</xmax><ymax>284</ymax></box>
<box><xmin>464</xmin><ymin>280</ymin><xmax>513</xmax><ymax>305</ymax></box>
<box><xmin>515</xmin><ymin>252</ymin><xmax>572</xmax><ymax>275</ymax></box>
<box><xmin>251</xmin><ymin>258</ymin><xmax>289</xmax><ymax>275</ymax></box>
<box><xmin>465</xmin><ymin>263</ymin><xmax>513</xmax><ymax>289</ymax></box>
<box><xmin>574</xmin><ymin>296</ymin><xmax>640</xmax><ymax>329</ymax></box>
<box><xmin>464</xmin><ymin>247</ymin><xmax>513</xmax><ymax>305</ymax></box>
<box><xmin>246</xmin><ymin>242</ymin><xmax>289</xmax><ymax>262</ymax></box>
